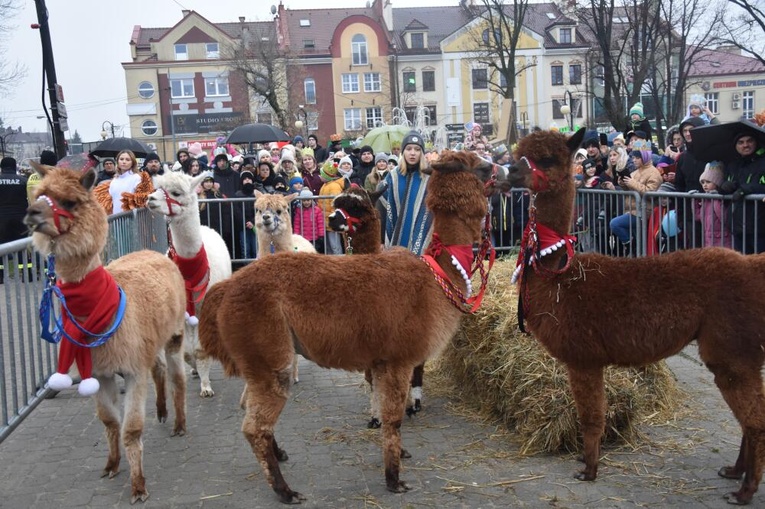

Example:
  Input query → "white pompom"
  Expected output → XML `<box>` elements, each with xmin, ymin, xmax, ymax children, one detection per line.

<box><xmin>48</xmin><ymin>372</ymin><xmax>73</xmax><ymax>391</ymax></box>
<box><xmin>78</xmin><ymin>377</ymin><xmax>100</xmax><ymax>396</ymax></box>
<box><xmin>187</xmin><ymin>315</ymin><xmax>199</xmax><ymax>326</ymax></box>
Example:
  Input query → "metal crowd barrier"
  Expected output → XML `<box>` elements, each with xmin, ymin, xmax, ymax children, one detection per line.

<box><xmin>0</xmin><ymin>208</ymin><xmax>167</xmax><ymax>444</ymax></box>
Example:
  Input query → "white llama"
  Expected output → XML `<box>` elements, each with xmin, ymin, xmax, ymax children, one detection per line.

<box><xmin>147</xmin><ymin>171</ymin><xmax>232</xmax><ymax>397</ymax></box>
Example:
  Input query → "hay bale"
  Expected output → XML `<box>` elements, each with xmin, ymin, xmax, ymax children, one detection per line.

<box><xmin>434</xmin><ymin>258</ymin><xmax>684</xmax><ymax>455</ymax></box>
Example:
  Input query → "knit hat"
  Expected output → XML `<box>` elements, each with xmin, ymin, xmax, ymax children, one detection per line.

<box><xmin>188</xmin><ymin>142</ymin><xmax>204</xmax><ymax>158</ymax></box>
<box><xmin>699</xmin><ymin>161</ymin><xmax>724</xmax><ymax>187</ymax></box>
<box><xmin>629</xmin><ymin>102</ymin><xmax>645</xmax><ymax>120</ymax></box>
<box><xmin>575</xmin><ymin>148</ymin><xmax>588</xmax><ymax>160</ymax></box>
<box><xmin>375</xmin><ymin>152</ymin><xmax>389</xmax><ymax>164</ymax></box>
<box><xmin>289</xmin><ymin>175</ymin><xmax>303</xmax><ymax>187</ymax></box>
<box><xmin>0</xmin><ymin>157</ymin><xmax>16</xmax><ymax>170</ymax></box>
<box><xmin>658</xmin><ymin>182</ymin><xmax>676</xmax><ymax>193</ymax></box>
<box><xmin>687</xmin><ymin>94</ymin><xmax>705</xmax><ymax>113</ymax></box>
<box><xmin>338</xmin><ymin>156</ymin><xmax>353</xmax><ymax>168</ymax></box>
<box><xmin>613</xmin><ymin>133</ymin><xmax>626</xmax><ymax>145</ymax></box>
<box><xmin>583</xmin><ymin>137</ymin><xmax>599</xmax><ymax>148</ymax></box>
<box><xmin>214</xmin><ymin>153</ymin><xmax>229</xmax><ymax>165</ymax></box>
<box><xmin>299</xmin><ymin>189</ymin><xmax>313</xmax><ymax>199</ymax></box>
<box><xmin>293</xmin><ymin>135</ymin><xmax>304</xmax><ymax>145</ymax></box>
<box><xmin>307</xmin><ymin>133</ymin><xmax>319</xmax><ymax>142</ymax></box>
<box><xmin>144</xmin><ymin>152</ymin><xmax>160</xmax><ymax>163</ymax></box>
<box><xmin>280</xmin><ymin>151</ymin><xmax>295</xmax><ymax>163</ymax></box>
<box><xmin>320</xmin><ymin>159</ymin><xmax>340</xmax><ymax>181</ymax></box>
<box><xmin>402</xmin><ymin>130</ymin><xmax>424</xmax><ymax>150</ymax></box>
<box><xmin>359</xmin><ymin>145</ymin><xmax>374</xmax><ymax>156</ymax></box>
<box><xmin>240</xmin><ymin>170</ymin><xmax>255</xmax><ymax>183</ymax></box>
<box><xmin>258</xmin><ymin>149</ymin><xmax>271</xmax><ymax>161</ymax></box>
<box><xmin>202</xmin><ymin>174</ymin><xmax>215</xmax><ymax>183</ymax></box>
<box><xmin>388</xmin><ymin>154</ymin><xmax>399</xmax><ymax>165</ymax></box>
<box><xmin>40</xmin><ymin>150</ymin><xmax>58</xmax><ymax>166</ymax></box>
<box><xmin>632</xmin><ymin>130</ymin><xmax>647</xmax><ymax>140</ymax></box>
<box><xmin>231</xmin><ymin>154</ymin><xmax>244</xmax><ymax>164</ymax></box>
<box><xmin>582</xmin><ymin>158</ymin><xmax>597</xmax><ymax>173</ymax></box>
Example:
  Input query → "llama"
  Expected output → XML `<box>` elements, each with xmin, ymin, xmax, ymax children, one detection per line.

<box><xmin>24</xmin><ymin>162</ymin><xmax>187</xmax><ymax>504</ymax></box>
<box><xmin>507</xmin><ymin>128</ymin><xmax>765</xmax><ymax>506</ymax></box>
<box><xmin>198</xmin><ymin>151</ymin><xmax>499</xmax><ymax>504</ymax></box>
<box><xmin>146</xmin><ymin>171</ymin><xmax>233</xmax><ymax>397</ymax></box>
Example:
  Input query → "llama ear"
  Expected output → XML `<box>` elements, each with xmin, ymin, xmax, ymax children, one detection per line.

<box><xmin>190</xmin><ymin>172</ymin><xmax>209</xmax><ymax>190</ymax></box>
<box><xmin>567</xmin><ymin>128</ymin><xmax>587</xmax><ymax>155</ymax></box>
<box><xmin>254</xmin><ymin>189</ymin><xmax>264</xmax><ymax>200</ymax></box>
<box><xmin>29</xmin><ymin>159</ymin><xmax>53</xmax><ymax>178</ymax></box>
<box><xmin>80</xmin><ymin>167</ymin><xmax>97</xmax><ymax>191</ymax></box>
<box><xmin>285</xmin><ymin>192</ymin><xmax>299</xmax><ymax>203</ymax></box>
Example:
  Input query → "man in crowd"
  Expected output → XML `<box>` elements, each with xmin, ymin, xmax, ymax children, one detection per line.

<box><xmin>0</xmin><ymin>157</ymin><xmax>28</xmax><ymax>283</ymax></box>
<box><xmin>307</xmin><ymin>134</ymin><xmax>327</xmax><ymax>163</ymax></box>
<box><xmin>142</xmin><ymin>152</ymin><xmax>163</xmax><ymax>176</ymax></box>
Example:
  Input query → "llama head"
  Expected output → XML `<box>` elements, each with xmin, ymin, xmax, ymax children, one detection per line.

<box><xmin>328</xmin><ymin>187</ymin><xmax>377</xmax><ymax>232</ymax></box>
<box><xmin>147</xmin><ymin>171</ymin><xmax>207</xmax><ymax>220</ymax></box>
<box><xmin>425</xmin><ymin>150</ymin><xmax>489</xmax><ymax>244</ymax></box>
<box><xmin>254</xmin><ymin>191</ymin><xmax>297</xmax><ymax>235</ymax></box>
<box><xmin>24</xmin><ymin>161</ymin><xmax>106</xmax><ymax>259</ymax></box>
<box><xmin>508</xmin><ymin>128</ymin><xmax>586</xmax><ymax>193</ymax></box>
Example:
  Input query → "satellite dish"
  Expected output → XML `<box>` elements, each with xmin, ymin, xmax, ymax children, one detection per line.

<box><xmin>271</xmin><ymin>5</ymin><xmax>277</xmax><ymax>15</ymax></box>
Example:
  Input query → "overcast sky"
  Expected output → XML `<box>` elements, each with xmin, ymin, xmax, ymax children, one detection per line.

<box><xmin>0</xmin><ymin>0</ymin><xmax>452</xmax><ymax>143</ymax></box>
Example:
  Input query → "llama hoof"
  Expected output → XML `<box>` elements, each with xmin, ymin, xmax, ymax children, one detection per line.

<box><xmin>130</xmin><ymin>489</ymin><xmax>149</xmax><ymax>504</ymax></box>
<box><xmin>200</xmin><ymin>387</ymin><xmax>214</xmax><ymax>398</ymax></box>
<box><xmin>405</xmin><ymin>405</ymin><xmax>419</xmax><ymax>417</ymax></box>
<box><xmin>719</xmin><ymin>466</ymin><xmax>744</xmax><ymax>480</ymax></box>
<box><xmin>101</xmin><ymin>467</ymin><xmax>120</xmax><ymax>479</ymax></box>
<box><xmin>367</xmin><ymin>418</ymin><xmax>381</xmax><ymax>429</ymax></box>
<box><xmin>276</xmin><ymin>448</ymin><xmax>289</xmax><ymax>462</ymax></box>
<box><xmin>156</xmin><ymin>407</ymin><xmax>168</xmax><ymax>423</ymax></box>
<box><xmin>190</xmin><ymin>368</ymin><xmax>199</xmax><ymax>378</ymax></box>
<box><xmin>386</xmin><ymin>479</ymin><xmax>411</xmax><ymax>493</ymax></box>
<box><xmin>171</xmin><ymin>424</ymin><xmax>186</xmax><ymax>437</ymax></box>
<box><xmin>277</xmin><ymin>489</ymin><xmax>306</xmax><ymax>504</ymax></box>
<box><xmin>400</xmin><ymin>448</ymin><xmax>412</xmax><ymax>459</ymax></box>
<box><xmin>574</xmin><ymin>470</ymin><xmax>596</xmax><ymax>481</ymax></box>
<box><xmin>724</xmin><ymin>490</ymin><xmax>752</xmax><ymax>505</ymax></box>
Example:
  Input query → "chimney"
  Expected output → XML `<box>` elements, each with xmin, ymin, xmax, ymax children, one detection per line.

<box><xmin>181</xmin><ymin>9</ymin><xmax>190</xmax><ymax>17</ymax></box>
<box><xmin>239</xmin><ymin>16</ymin><xmax>245</xmax><ymax>23</ymax></box>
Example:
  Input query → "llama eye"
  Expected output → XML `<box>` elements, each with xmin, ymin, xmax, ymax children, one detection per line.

<box><xmin>171</xmin><ymin>191</ymin><xmax>182</xmax><ymax>197</ymax></box>
<box><xmin>538</xmin><ymin>158</ymin><xmax>556</xmax><ymax>168</ymax></box>
<box><xmin>61</xmin><ymin>199</ymin><xmax>76</xmax><ymax>209</ymax></box>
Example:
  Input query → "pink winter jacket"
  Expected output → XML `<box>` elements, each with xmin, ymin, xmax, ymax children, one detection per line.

<box><xmin>694</xmin><ymin>196</ymin><xmax>732</xmax><ymax>248</ymax></box>
<box><xmin>293</xmin><ymin>203</ymin><xmax>325</xmax><ymax>242</ymax></box>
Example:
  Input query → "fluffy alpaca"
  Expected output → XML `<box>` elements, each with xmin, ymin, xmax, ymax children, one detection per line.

<box><xmin>24</xmin><ymin>162</ymin><xmax>187</xmax><ymax>504</ymax></box>
<box><xmin>508</xmin><ymin>128</ymin><xmax>765</xmax><ymax>505</ymax></box>
<box><xmin>198</xmin><ymin>151</ymin><xmax>498</xmax><ymax>504</ymax></box>
<box><xmin>254</xmin><ymin>191</ymin><xmax>316</xmax><ymax>258</ymax></box>
<box><xmin>147</xmin><ymin>171</ymin><xmax>232</xmax><ymax>397</ymax></box>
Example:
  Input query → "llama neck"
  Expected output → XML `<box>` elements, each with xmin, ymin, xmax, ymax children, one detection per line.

<box><xmin>428</xmin><ymin>216</ymin><xmax>475</xmax><ymax>294</ymax></box>
<box><xmin>256</xmin><ymin>228</ymin><xmax>293</xmax><ymax>257</ymax></box>
<box><xmin>534</xmin><ymin>180</ymin><xmax>576</xmax><ymax>238</ymax></box>
<box><xmin>168</xmin><ymin>212</ymin><xmax>204</xmax><ymax>258</ymax></box>
<box><xmin>350</xmin><ymin>219</ymin><xmax>382</xmax><ymax>254</ymax></box>
<box><xmin>53</xmin><ymin>254</ymin><xmax>103</xmax><ymax>285</ymax></box>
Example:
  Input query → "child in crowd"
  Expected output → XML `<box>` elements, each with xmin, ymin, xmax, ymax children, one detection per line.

<box><xmin>293</xmin><ymin>189</ymin><xmax>325</xmax><ymax>254</ymax></box>
<box><xmin>365</xmin><ymin>153</ymin><xmax>389</xmax><ymax>193</ymax></box>
<box><xmin>694</xmin><ymin>161</ymin><xmax>732</xmax><ymax>248</ymax></box>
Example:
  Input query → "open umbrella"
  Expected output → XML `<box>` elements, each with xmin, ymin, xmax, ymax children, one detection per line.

<box><xmin>359</xmin><ymin>125</ymin><xmax>412</xmax><ymax>154</ymax></box>
<box><xmin>225</xmin><ymin>123</ymin><xmax>291</xmax><ymax>145</ymax></box>
<box><xmin>56</xmin><ymin>153</ymin><xmax>98</xmax><ymax>172</ymax></box>
<box><xmin>687</xmin><ymin>120</ymin><xmax>765</xmax><ymax>163</ymax></box>
<box><xmin>91</xmin><ymin>137</ymin><xmax>152</xmax><ymax>158</ymax></box>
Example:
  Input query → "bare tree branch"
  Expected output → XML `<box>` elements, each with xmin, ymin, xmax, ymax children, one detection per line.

<box><xmin>718</xmin><ymin>0</ymin><xmax>765</xmax><ymax>66</ymax></box>
<box><xmin>0</xmin><ymin>0</ymin><xmax>26</xmax><ymax>95</ymax></box>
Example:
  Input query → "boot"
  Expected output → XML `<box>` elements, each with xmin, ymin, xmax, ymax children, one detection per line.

<box><xmin>622</xmin><ymin>240</ymin><xmax>635</xmax><ymax>257</ymax></box>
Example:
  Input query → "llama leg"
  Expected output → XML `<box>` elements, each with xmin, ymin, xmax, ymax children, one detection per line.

<box><xmin>720</xmin><ymin>435</ymin><xmax>747</xmax><ymax>480</ymax></box>
<box><xmin>122</xmin><ymin>372</ymin><xmax>150</xmax><ymax>504</ymax></box>
<box><xmin>376</xmin><ymin>365</ymin><xmax>413</xmax><ymax>493</ymax></box>
<box><xmin>366</xmin><ymin>369</ymin><xmax>381</xmax><ymax>429</ymax></box>
<box><xmin>406</xmin><ymin>363</ymin><xmax>424</xmax><ymax>417</ymax></box>
<box><xmin>292</xmin><ymin>355</ymin><xmax>299</xmax><ymax>384</ymax></box>
<box><xmin>568</xmin><ymin>366</ymin><xmax>606</xmax><ymax>481</ymax></box>
<box><xmin>196</xmin><ymin>349</ymin><xmax>214</xmax><ymax>398</ymax></box>
<box><xmin>95</xmin><ymin>375</ymin><xmax>121</xmax><ymax>479</ymax></box>
<box><xmin>151</xmin><ymin>350</ymin><xmax>168</xmax><ymax>423</ymax></box>
<box><xmin>706</xmin><ymin>362</ymin><xmax>765</xmax><ymax>505</ymax></box>
<box><xmin>166</xmin><ymin>332</ymin><xmax>187</xmax><ymax>436</ymax></box>
<box><xmin>241</xmin><ymin>370</ymin><xmax>305</xmax><ymax>504</ymax></box>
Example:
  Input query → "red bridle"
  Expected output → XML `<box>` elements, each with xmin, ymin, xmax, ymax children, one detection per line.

<box><xmin>36</xmin><ymin>195</ymin><xmax>75</xmax><ymax>233</ymax></box>
<box><xmin>333</xmin><ymin>208</ymin><xmax>363</xmax><ymax>234</ymax></box>
<box><xmin>160</xmin><ymin>188</ymin><xmax>184</xmax><ymax>217</ymax></box>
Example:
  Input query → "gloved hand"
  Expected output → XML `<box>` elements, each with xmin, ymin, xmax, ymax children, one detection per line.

<box><xmin>687</xmin><ymin>189</ymin><xmax>699</xmax><ymax>194</ymax></box>
<box><xmin>719</xmin><ymin>180</ymin><xmax>738</xmax><ymax>194</ymax></box>
<box><xmin>732</xmin><ymin>188</ymin><xmax>746</xmax><ymax>202</ymax></box>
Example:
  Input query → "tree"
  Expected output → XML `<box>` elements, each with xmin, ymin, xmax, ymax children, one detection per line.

<box><xmin>467</xmin><ymin>0</ymin><xmax>532</xmax><ymax>145</ymax></box>
<box><xmin>718</xmin><ymin>0</ymin><xmax>765</xmax><ymax>67</ymax></box>
<box><xmin>0</xmin><ymin>0</ymin><xmax>25</xmax><ymax>95</ymax></box>
<box><xmin>71</xmin><ymin>130</ymin><xmax>82</xmax><ymax>144</ymax></box>
<box><xmin>224</xmin><ymin>22</ymin><xmax>292</xmax><ymax>130</ymax></box>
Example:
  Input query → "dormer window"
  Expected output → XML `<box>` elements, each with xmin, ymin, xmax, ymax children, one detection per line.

<box><xmin>206</xmin><ymin>42</ymin><xmax>219</xmax><ymax>59</ymax></box>
<box><xmin>174</xmin><ymin>44</ymin><xmax>188</xmax><ymax>61</ymax></box>
<box><xmin>410</xmin><ymin>32</ymin><xmax>425</xmax><ymax>49</ymax></box>
<box><xmin>352</xmin><ymin>34</ymin><xmax>368</xmax><ymax>65</ymax></box>
<box><xmin>560</xmin><ymin>28</ymin><xmax>573</xmax><ymax>44</ymax></box>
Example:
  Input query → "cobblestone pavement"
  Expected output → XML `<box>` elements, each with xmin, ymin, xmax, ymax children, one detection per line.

<box><xmin>0</xmin><ymin>346</ymin><xmax>747</xmax><ymax>509</ymax></box>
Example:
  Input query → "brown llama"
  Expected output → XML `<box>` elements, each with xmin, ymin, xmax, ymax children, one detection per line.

<box><xmin>24</xmin><ymin>162</ymin><xmax>187</xmax><ymax>504</ymax></box>
<box><xmin>507</xmin><ymin>128</ymin><xmax>765</xmax><ymax>505</ymax></box>
<box><xmin>198</xmin><ymin>151</ymin><xmax>499</xmax><ymax>504</ymax></box>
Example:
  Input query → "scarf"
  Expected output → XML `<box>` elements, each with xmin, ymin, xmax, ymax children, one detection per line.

<box><xmin>170</xmin><ymin>245</ymin><xmax>210</xmax><ymax>318</ymax></box>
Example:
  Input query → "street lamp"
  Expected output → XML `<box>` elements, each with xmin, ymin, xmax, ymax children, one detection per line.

<box><xmin>559</xmin><ymin>90</ymin><xmax>575</xmax><ymax>132</ymax></box>
<box><xmin>100</xmin><ymin>121</ymin><xmax>115</xmax><ymax>140</ymax></box>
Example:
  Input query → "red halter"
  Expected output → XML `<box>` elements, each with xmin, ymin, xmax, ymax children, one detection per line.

<box><xmin>333</xmin><ymin>208</ymin><xmax>363</xmax><ymax>234</ymax></box>
<box><xmin>36</xmin><ymin>195</ymin><xmax>75</xmax><ymax>233</ymax></box>
<box><xmin>160</xmin><ymin>188</ymin><xmax>184</xmax><ymax>217</ymax></box>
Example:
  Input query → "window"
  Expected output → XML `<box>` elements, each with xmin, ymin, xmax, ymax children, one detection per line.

<box><xmin>403</xmin><ymin>71</ymin><xmax>416</xmax><ymax>92</ymax></box>
<box><xmin>303</xmin><ymin>39</ymin><xmax>315</xmax><ymax>49</ymax></box>
<box><xmin>141</xmin><ymin>120</ymin><xmax>158</xmax><ymax>136</ymax></box>
<box><xmin>499</xmin><ymin>72</ymin><xmax>507</xmax><ymax>89</ymax></box>
<box><xmin>482</xmin><ymin>28</ymin><xmax>502</xmax><ymax>45</ymax></box>
<box><xmin>704</xmin><ymin>92</ymin><xmax>719</xmax><ymax>114</ymax></box>
<box><xmin>743</xmin><ymin>91</ymin><xmax>755</xmax><ymax>118</ymax></box>
<box><xmin>344</xmin><ymin>108</ymin><xmax>362</xmax><ymax>130</ymax></box>
<box><xmin>472</xmin><ymin>68</ymin><xmax>488</xmax><ymax>90</ymax></box>
<box><xmin>569</xmin><ymin>64</ymin><xmax>582</xmax><ymax>85</ymax></box>
<box><xmin>205</xmin><ymin>77</ymin><xmax>229</xmax><ymax>97</ymax></box>
<box><xmin>174</xmin><ymin>44</ymin><xmax>188</xmax><ymax>61</ymax></box>
<box><xmin>410</xmin><ymin>32</ymin><xmax>424</xmax><ymax>49</ymax></box>
<box><xmin>256</xmin><ymin>112</ymin><xmax>272</xmax><ymax>125</ymax></box>
<box><xmin>138</xmin><ymin>81</ymin><xmax>155</xmax><ymax>99</ymax></box>
<box><xmin>304</xmin><ymin>78</ymin><xmax>316</xmax><ymax>104</ymax></box>
<box><xmin>552</xmin><ymin>99</ymin><xmax>565</xmax><ymax>119</ymax></box>
<box><xmin>560</xmin><ymin>28</ymin><xmax>572</xmax><ymax>44</ymax></box>
<box><xmin>170</xmin><ymin>78</ymin><xmax>194</xmax><ymax>98</ymax></box>
<box><xmin>422</xmin><ymin>70</ymin><xmax>435</xmax><ymax>92</ymax></box>
<box><xmin>364</xmin><ymin>73</ymin><xmax>381</xmax><ymax>92</ymax></box>
<box><xmin>351</xmin><ymin>34</ymin><xmax>368</xmax><ymax>65</ymax></box>
<box><xmin>206</xmin><ymin>43</ymin><xmax>219</xmax><ymax>59</ymax></box>
<box><xmin>342</xmin><ymin>73</ymin><xmax>359</xmax><ymax>93</ymax></box>
<box><xmin>366</xmin><ymin>107</ymin><xmax>383</xmax><ymax>128</ymax></box>
<box><xmin>300</xmin><ymin>19</ymin><xmax>311</xmax><ymax>27</ymax></box>
<box><xmin>551</xmin><ymin>65</ymin><xmax>563</xmax><ymax>86</ymax></box>
<box><xmin>473</xmin><ymin>102</ymin><xmax>492</xmax><ymax>135</ymax></box>
<box><xmin>306</xmin><ymin>111</ymin><xmax>319</xmax><ymax>131</ymax></box>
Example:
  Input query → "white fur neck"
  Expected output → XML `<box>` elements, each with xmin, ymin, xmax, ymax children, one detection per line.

<box><xmin>168</xmin><ymin>208</ymin><xmax>204</xmax><ymax>258</ymax></box>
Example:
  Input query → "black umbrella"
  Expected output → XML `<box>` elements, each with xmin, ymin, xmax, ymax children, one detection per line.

<box><xmin>687</xmin><ymin>120</ymin><xmax>765</xmax><ymax>163</ymax></box>
<box><xmin>225</xmin><ymin>123</ymin><xmax>291</xmax><ymax>144</ymax></box>
<box><xmin>91</xmin><ymin>137</ymin><xmax>152</xmax><ymax>158</ymax></box>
